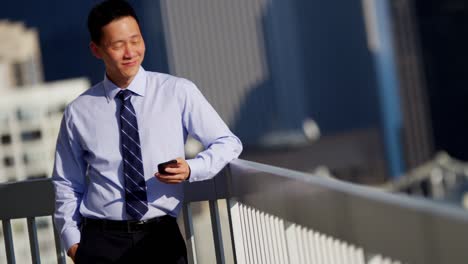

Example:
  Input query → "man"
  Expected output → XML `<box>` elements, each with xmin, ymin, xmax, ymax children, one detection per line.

<box><xmin>52</xmin><ymin>0</ymin><xmax>242</xmax><ymax>263</ymax></box>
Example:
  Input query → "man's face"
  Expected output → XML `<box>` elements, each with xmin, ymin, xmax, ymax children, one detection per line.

<box><xmin>91</xmin><ymin>16</ymin><xmax>145</xmax><ymax>87</ymax></box>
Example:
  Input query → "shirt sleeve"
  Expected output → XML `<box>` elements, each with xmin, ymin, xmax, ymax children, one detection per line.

<box><xmin>179</xmin><ymin>78</ymin><xmax>243</xmax><ymax>182</ymax></box>
<box><xmin>51</xmin><ymin>107</ymin><xmax>87</xmax><ymax>251</ymax></box>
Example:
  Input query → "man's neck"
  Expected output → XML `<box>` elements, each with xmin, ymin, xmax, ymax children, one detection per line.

<box><xmin>106</xmin><ymin>73</ymin><xmax>135</xmax><ymax>88</ymax></box>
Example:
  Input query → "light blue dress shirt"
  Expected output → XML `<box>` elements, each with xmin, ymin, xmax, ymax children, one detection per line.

<box><xmin>52</xmin><ymin>67</ymin><xmax>243</xmax><ymax>250</ymax></box>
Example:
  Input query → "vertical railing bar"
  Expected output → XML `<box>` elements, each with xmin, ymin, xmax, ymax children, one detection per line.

<box><xmin>182</xmin><ymin>203</ymin><xmax>198</xmax><ymax>264</ymax></box>
<box><xmin>275</xmin><ymin>216</ymin><xmax>283</xmax><ymax>264</ymax></box>
<box><xmin>311</xmin><ymin>230</ymin><xmax>319</xmax><ymax>264</ymax></box>
<box><xmin>342</xmin><ymin>240</ymin><xmax>349</xmax><ymax>264</ymax></box>
<box><xmin>302</xmin><ymin>227</ymin><xmax>311</xmax><ymax>264</ymax></box>
<box><xmin>285</xmin><ymin>222</ymin><xmax>298</xmax><ymax>264</ymax></box>
<box><xmin>26</xmin><ymin>217</ymin><xmax>41</xmax><ymax>264</ymax></box>
<box><xmin>261</xmin><ymin>212</ymin><xmax>269</xmax><ymax>263</ymax></box>
<box><xmin>209</xmin><ymin>199</ymin><xmax>225</xmax><ymax>264</ymax></box>
<box><xmin>239</xmin><ymin>203</ymin><xmax>251</xmax><ymax>263</ymax></box>
<box><xmin>261</xmin><ymin>213</ymin><xmax>273</xmax><ymax>264</ymax></box>
<box><xmin>252</xmin><ymin>211</ymin><xmax>261</xmax><ymax>263</ymax></box>
<box><xmin>355</xmin><ymin>245</ymin><xmax>364</xmax><ymax>264</ymax></box>
<box><xmin>311</xmin><ymin>231</ymin><xmax>318</xmax><ymax>264</ymax></box>
<box><xmin>3</xmin><ymin>219</ymin><xmax>16</xmax><ymax>264</ymax></box>
<box><xmin>254</xmin><ymin>210</ymin><xmax>266</xmax><ymax>264</ymax></box>
<box><xmin>341</xmin><ymin>241</ymin><xmax>350</xmax><ymax>264</ymax></box>
<box><xmin>333</xmin><ymin>239</ymin><xmax>341</xmax><ymax>264</ymax></box>
<box><xmin>313</xmin><ymin>232</ymin><xmax>322</xmax><ymax>264</ymax></box>
<box><xmin>227</xmin><ymin>199</ymin><xmax>244</xmax><ymax>264</ymax></box>
<box><xmin>224</xmin><ymin>165</ymin><xmax>238</xmax><ymax>264</ymax></box>
<box><xmin>357</xmin><ymin>246</ymin><xmax>366</xmax><ymax>264</ymax></box>
<box><xmin>350</xmin><ymin>245</ymin><xmax>357</xmax><ymax>264</ymax></box>
<box><xmin>261</xmin><ymin>212</ymin><xmax>268</xmax><ymax>263</ymax></box>
<box><xmin>319</xmin><ymin>234</ymin><xmax>328</xmax><ymax>264</ymax></box>
<box><xmin>269</xmin><ymin>216</ymin><xmax>280</xmax><ymax>264</ymax></box>
<box><xmin>245</xmin><ymin>206</ymin><xmax>256</xmax><ymax>263</ymax></box>
<box><xmin>308</xmin><ymin>230</ymin><xmax>317</xmax><ymax>264</ymax></box>
<box><xmin>353</xmin><ymin>244</ymin><xmax>360</xmax><ymax>264</ymax></box>
<box><xmin>52</xmin><ymin>217</ymin><xmax>66</xmax><ymax>264</ymax></box>
<box><xmin>278</xmin><ymin>218</ymin><xmax>289</xmax><ymax>264</ymax></box>
<box><xmin>329</xmin><ymin>238</ymin><xmax>336</xmax><ymax>264</ymax></box>
<box><xmin>347</xmin><ymin>244</ymin><xmax>354</xmax><ymax>264</ymax></box>
<box><xmin>297</xmin><ymin>226</ymin><xmax>305</xmax><ymax>264</ymax></box>
<box><xmin>300</xmin><ymin>227</ymin><xmax>306</xmax><ymax>264</ymax></box>
<box><xmin>327</xmin><ymin>237</ymin><xmax>336</xmax><ymax>264</ymax></box>
<box><xmin>337</xmin><ymin>239</ymin><xmax>344</xmax><ymax>264</ymax></box>
<box><xmin>322</xmin><ymin>235</ymin><xmax>329</xmax><ymax>264</ymax></box>
<box><xmin>277</xmin><ymin>218</ymin><xmax>287</xmax><ymax>264</ymax></box>
<box><xmin>243</xmin><ymin>207</ymin><xmax>253</xmax><ymax>264</ymax></box>
<box><xmin>295</xmin><ymin>225</ymin><xmax>305</xmax><ymax>264</ymax></box>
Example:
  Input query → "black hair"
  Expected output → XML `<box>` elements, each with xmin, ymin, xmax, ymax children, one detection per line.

<box><xmin>87</xmin><ymin>0</ymin><xmax>140</xmax><ymax>44</ymax></box>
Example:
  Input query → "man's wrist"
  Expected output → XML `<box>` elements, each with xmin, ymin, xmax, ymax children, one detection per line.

<box><xmin>186</xmin><ymin>166</ymin><xmax>191</xmax><ymax>181</ymax></box>
<box><xmin>185</xmin><ymin>158</ymin><xmax>203</xmax><ymax>182</ymax></box>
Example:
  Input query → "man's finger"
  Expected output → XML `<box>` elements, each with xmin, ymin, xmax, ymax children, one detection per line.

<box><xmin>164</xmin><ymin>167</ymin><xmax>186</xmax><ymax>174</ymax></box>
<box><xmin>158</xmin><ymin>175</ymin><xmax>184</xmax><ymax>181</ymax></box>
<box><xmin>156</xmin><ymin>173</ymin><xmax>185</xmax><ymax>181</ymax></box>
<box><xmin>158</xmin><ymin>178</ymin><xmax>184</xmax><ymax>184</ymax></box>
<box><xmin>166</xmin><ymin>180</ymin><xmax>183</xmax><ymax>184</ymax></box>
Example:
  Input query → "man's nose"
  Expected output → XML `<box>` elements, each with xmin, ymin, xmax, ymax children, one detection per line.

<box><xmin>123</xmin><ymin>44</ymin><xmax>135</xmax><ymax>58</ymax></box>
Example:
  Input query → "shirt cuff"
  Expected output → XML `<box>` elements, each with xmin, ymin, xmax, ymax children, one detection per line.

<box><xmin>63</xmin><ymin>227</ymin><xmax>81</xmax><ymax>252</ymax></box>
<box><xmin>186</xmin><ymin>158</ymin><xmax>204</xmax><ymax>182</ymax></box>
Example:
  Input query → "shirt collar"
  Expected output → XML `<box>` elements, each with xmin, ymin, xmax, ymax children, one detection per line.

<box><xmin>103</xmin><ymin>66</ymin><xmax>147</xmax><ymax>102</ymax></box>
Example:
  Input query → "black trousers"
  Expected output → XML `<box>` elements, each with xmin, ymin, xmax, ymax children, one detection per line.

<box><xmin>75</xmin><ymin>216</ymin><xmax>187</xmax><ymax>264</ymax></box>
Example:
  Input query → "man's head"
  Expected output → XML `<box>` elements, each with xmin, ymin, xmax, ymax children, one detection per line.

<box><xmin>88</xmin><ymin>0</ymin><xmax>145</xmax><ymax>87</ymax></box>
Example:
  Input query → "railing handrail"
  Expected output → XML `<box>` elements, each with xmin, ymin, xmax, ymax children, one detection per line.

<box><xmin>0</xmin><ymin>178</ymin><xmax>55</xmax><ymax>220</ymax></box>
<box><xmin>3</xmin><ymin>159</ymin><xmax>468</xmax><ymax>263</ymax></box>
<box><xmin>230</xmin><ymin>159</ymin><xmax>468</xmax><ymax>221</ymax></box>
<box><xmin>227</xmin><ymin>158</ymin><xmax>468</xmax><ymax>264</ymax></box>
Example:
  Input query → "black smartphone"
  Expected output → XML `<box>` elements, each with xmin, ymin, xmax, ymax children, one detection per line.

<box><xmin>157</xmin><ymin>159</ymin><xmax>178</xmax><ymax>174</ymax></box>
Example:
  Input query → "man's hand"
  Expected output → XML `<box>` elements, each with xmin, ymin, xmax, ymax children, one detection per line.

<box><xmin>155</xmin><ymin>158</ymin><xmax>190</xmax><ymax>184</ymax></box>
<box><xmin>67</xmin><ymin>243</ymin><xmax>79</xmax><ymax>262</ymax></box>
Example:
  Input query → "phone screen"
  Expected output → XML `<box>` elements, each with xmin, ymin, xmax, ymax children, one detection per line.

<box><xmin>157</xmin><ymin>159</ymin><xmax>178</xmax><ymax>174</ymax></box>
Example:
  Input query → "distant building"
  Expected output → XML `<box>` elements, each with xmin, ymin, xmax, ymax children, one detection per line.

<box><xmin>0</xmin><ymin>79</ymin><xmax>89</xmax><ymax>183</ymax></box>
<box><xmin>0</xmin><ymin>20</ymin><xmax>43</xmax><ymax>88</ymax></box>
<box><xmin>0</xmin><ymin>21</ymin><xmax>88</xmax><ymax>264</ymax></box>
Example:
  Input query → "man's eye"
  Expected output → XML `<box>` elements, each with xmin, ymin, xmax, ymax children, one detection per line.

<box><xmin>111</xmin><ymin>43</ymin><xmax>124</xmax><ymax>49</ymax></box>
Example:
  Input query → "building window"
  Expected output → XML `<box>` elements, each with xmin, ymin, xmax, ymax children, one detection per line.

<box><xmin>16</xmin><ymin>108</ymin><xmax>40</xmax><ymax>121</ymax></box>
<box><xmin>3</xmin><ymin>156</ymin><xmax>14</xmax><ymax>167</ymax></box>
<box><xmin>21</xmin><ymin>130</ymin><xmax>41</xmax><ymax>142</ymax></box>
<box><xmin>26</xmin><ymin>173</ymin><xmax>47</xmax><ymax>179</ymax></box>
<box><xmin>1</xmin><ymin>134</ymin><xmax>11</xmax><ymax>145</ymax></box>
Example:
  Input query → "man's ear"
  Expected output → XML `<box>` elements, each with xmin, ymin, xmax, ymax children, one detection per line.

<box><xmin>90</xmin><ymin>42</ymin><xmax>102</xmax><ymax>59</ymax></box>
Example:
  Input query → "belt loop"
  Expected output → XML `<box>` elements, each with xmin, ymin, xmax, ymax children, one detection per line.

<box><xmin>80</xmin><ymin>218</ymin><xmax>85</xmax><ymax>232</ymax></box>
<box><xmin>127</xmin><ymin>221</ymin><xmax>132</xmax><ymax>233</ymax></box>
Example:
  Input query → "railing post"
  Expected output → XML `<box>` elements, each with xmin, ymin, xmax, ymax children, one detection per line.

<box><xmin>2</xmin><ymin>219</ymin><xmax>16</xmax><ymax>264</ymax></box>
<box><xmin>182</xmin><ymin>204</ymin><xmax>198</xmax><ymax>264</ymax></box>
<box><xmin>52</xmin><ymin>219</ymin><xmax>66</xmax><ymax>264</ymax></box>
<box><xmin>27</xmin><ymin>217</ymin><xmax>41</xmax><ymax>264</ymax></box>
<box><xmin>228</xmin><ymin>200</ymin><xmax>246</xmax><ymax>264</ymax></box>
<box><xmin>209</xmin><ymin>199</ymin><xmax>225</xmax><ymax>263</ymax></box>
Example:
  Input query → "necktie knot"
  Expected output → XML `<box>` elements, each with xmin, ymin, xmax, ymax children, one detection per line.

<box><xmin>118</xmin><ymin>89</ymin><xmax>132</xmax><ymax>101</ymax></box>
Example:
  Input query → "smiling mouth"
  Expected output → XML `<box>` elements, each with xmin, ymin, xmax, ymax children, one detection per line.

<box><xmin>122</xmin><ymin>61</ymin><xmax>137</xmax><ymax>66</ymax></box>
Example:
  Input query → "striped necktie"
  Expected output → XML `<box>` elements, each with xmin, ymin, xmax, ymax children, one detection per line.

<box><xmin>118</xmin><ymin>89</ymin><xmax>149</xmax><ymax>219</ymax></box>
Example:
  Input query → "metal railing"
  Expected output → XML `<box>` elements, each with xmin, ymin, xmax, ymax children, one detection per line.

<box><xmin>2</xmin><ymin>159</ymin><xmax>468</xmax><ymax>263</ymax></box>
<box><xmin>0</xmin><ymin>178</ymin><xmax>65</xmax><ymax>264</ymax></box>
